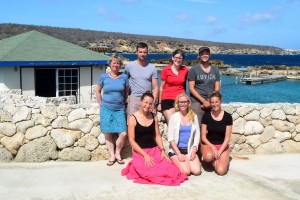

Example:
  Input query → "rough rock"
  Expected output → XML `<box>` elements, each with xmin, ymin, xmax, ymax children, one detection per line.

<box><xmin>51</xmin><ymin>129</ymin><xmax>81</xmax><ymax>149</ymax></box>
<box><xmin>272</xmin><ymin>120</ymin><xmax>295</xmax><ymax>132</ymax></box>
<box><xmin>0</xmin><ymin>147</ymin><xmax>13</xmax><ymax>162</ymax></box>
<box><xmin>255</xmin><ymin>139</ymin><xmax>284</xmax><ymax>154</ymax></box>
<box><xmin>1</xmin><ymin>132</ymin><xmax>25</xmax><ymax>155</ymax></box>
<box><xmin>232</xmin><ymin>117</ymin><xmax>246</xmax><ymax>134</ymax></box>
<box><xmin>97</xmin><ymin>133</ymin><xmax>106</xmax><ymax>145</ymax></box>
<box><xmin>286</xmin><ymin>115</ymin><xmax>300</xmax><ymax>125</ymax></box>
<box><xmin>68</xmin><ymin>108</ymin><xmax>87</xmax><ymax>122</ymax></box>
<box><xmin>91</xmin><ymin>145</ymin><xmax>109</xmax><ymax>161</ymax></box>
<box><xmin>244</xmin><ymin>110</ymin><xmax>260</xmax><ymax>121</ymax></box>
<box><xmin>260</xmin><ymin>107</ymin><xmax>273</xmax><ymax>118</ymax></box>
<box><xmin>69</xmin><ymin>119</ymin><xmax>93</xmax><ymax>134</ymax></box>
<box><xmin>271</xmin><ymin>110</ymin><xmax>286</xmax><ymax>120</ymax></box>
<box><xmin>40</xmin><ymin>106</ymin><xmax>57</xmax><ymax>120</ymax></box>
<box><xmin>246</xmin><ymin>135</ymin><xmax>261</xmax><ymax>149</ymax></box>
<box><xmin>244</xmin><ymin>121</ymin><xmax>264</xmax><ymax>135</ymax></box>
<box><xmin>260</xmin><ymin>126</ymin><xmax>276</xmax><ymax>143</ymax></box>
<box><xmin>275</xmin><ymin>131</ymin><xmax>292</xmax><ymax>143</ymax></box>
<box><xmin>15</xmin><ymin>135</ymin><xmax>58</xmax><ymax>162</ymax></box>
<box><xmin>32</xmin><ymin>114</ymin><xmax>52</xmax><ymax>127</ymax></box>
<box><xmin>90</xmin><ymin>126</ymin><xmax>100</xmax><ymax>138</ymax></box>
<box><xmin>57</xmin><ymin>104</ymin><xmax>72</xmax><ymax>116</ymax></box>
<box><xmin>52</xmin><ymin>116</ymin><xmax>69</xmax><ymax>129</ymax></box>
<box><xmin>16</xmin><ymin>120</ymin><xmax>35</xmax><ymax>133</ymax></box>
<box><xmin>281</xmin><ymin>140</ymin><xmax>300</xmax><ymax>152</ymax></box>
<box><xmin>0</xmin><ymin>122</ymin><xmax>16</xmax><ymax>137</ymax></box>
<box><xmin>25</xmin><ymin>125</ymin><xmax>48</xmax><ymax>140</ymax></box>
<box><xmin>12</xmin><ymin>106</ymin><xmax>31</xmax><ymax>123</ymax></box>
<box><xmin>236</xmin><ymin>105</ymin><xmax>254</xmax><ymax>117</ymax></box>
<box><xmin>72</xmin><ymin>147</ymin><xmax>91</xmax><ymax>161</ymax></box>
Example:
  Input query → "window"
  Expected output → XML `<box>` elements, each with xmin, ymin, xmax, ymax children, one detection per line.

<box><xmin>57</xmin><ymin>69</ymin><xmax>79</xmax><ymax>97</ymax></box>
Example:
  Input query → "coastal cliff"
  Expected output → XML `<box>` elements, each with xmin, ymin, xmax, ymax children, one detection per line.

<box><xmin>1</xmin><ymin>23</ymin><xmax>297</xmax><ymax>55</ymax></box>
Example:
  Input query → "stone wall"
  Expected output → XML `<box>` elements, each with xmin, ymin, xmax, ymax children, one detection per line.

<box><xmin>0</xmin><ymin>102</ymin><xmax>299</xmax><ymax>162</ymax></box>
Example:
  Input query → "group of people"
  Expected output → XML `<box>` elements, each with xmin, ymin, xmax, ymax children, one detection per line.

<box><xmin>95</xmin><ymin>43</ymin><xmax>233</xmax><ymax>186</ymax></box>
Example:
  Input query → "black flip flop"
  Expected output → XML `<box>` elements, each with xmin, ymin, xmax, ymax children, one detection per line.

<box><xmin>107</xmin><ymin>160</ymin><xmax>116</xmax><ymax>166</ymax></box>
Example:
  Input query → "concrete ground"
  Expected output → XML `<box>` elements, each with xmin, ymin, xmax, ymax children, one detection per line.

<box><xmin>0</xmin><ymin>153</ymin><xmax>299</xmax><ymax>200</ymax></box>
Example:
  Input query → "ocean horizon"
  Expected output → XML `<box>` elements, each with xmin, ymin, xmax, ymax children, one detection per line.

<box><xmin>116</xmin><ymin>53</ymin><xmax>300</xmax><ymax>104</ymax></box>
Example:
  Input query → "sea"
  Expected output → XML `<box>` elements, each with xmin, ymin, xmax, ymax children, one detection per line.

<box><xmin>117</xmin><ymin>53</ymin><xmax>300</xmax><ymax>104</ymax></box>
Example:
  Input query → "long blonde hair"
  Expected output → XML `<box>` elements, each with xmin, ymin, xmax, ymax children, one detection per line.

<box><xmin>174</xmin><ymin>93</ymin><xmax>195</xmax><ymax>122</ymax></box>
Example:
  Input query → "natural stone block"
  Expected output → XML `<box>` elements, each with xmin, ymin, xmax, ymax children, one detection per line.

<box><xmin>69</xmin><ymin>119</ymin><xmax>93</xmax><ymax>134</ymax></box>
<box><xmin>255</xmin><ymin>139</ymin><xmax>284</xmax><ymax>154</ymax></box>
<box><xmin>246</xmin><ymin>135</ymin><xmax>261</xmax><ymax>149</ymax></box>
<box><xmin>84</xmin><ymin>135</ymin><xmax>99</xmax><ymax>151</ymax></box>
<box><xmin>86</xmin><ymin>106</ymin><xmax>98</xmax><ymax>115</ymax></box>
<box><xmin>32</xmin><ymin>114</ymin><xmax>52</xmax><ymax>127</ymax></box>
<box><xmin>271</xmin><ymin>110</ymin><xmax>286</xmax><ymax>120</ymax></box>
<box><xmin>73</xmin><ymin>147</ymin><xmax>91</xmax><ymax>161</ymax></box>
<box><xmin>244</xmin><ymin>110</ymin><xmax>260</xmax><ymax>121</ymax></box>
<box><xmin>259</xmin><ymin>116</ymin><xmax>272</xmax><ymax>126</ymax></box>
<box><xmin>275</xmin><ymin>131</ymin><xmax>292</xmax><ymax>142</ymax></box>
<box><xmin>236</xmin><ymin>105</ymin><xmax>254</xmax><ymax>117</ymax></box>
<box><xmin>97</xmin><ymin>133</ymin><xmax>105</xmax><ymax>145</ymax></box>
<box><xmin>294</xmin><ymin>133</ymin><xmax>300</xmax><ymax>142</ymax></box>
<box><xmin>296</xmin><ymin>124</ymin><xmax>300</xmax><ymax>133</ymax></box>
<box><xmin>1</xmin><ymin>132</ymin><xmax>25</xmax><ymax>155</ymax></box>
<box><xmin>16</xmin><ymin>120</ymin><xmax>35</xmax><ymax>133</ymax></box>
<box><xmin>41</xmin><ymin>106</ymin><xmax>57</xmax><ymax>120</ymax></box>
<box><xmin>0</xmin><ymin>147</ymin><xmax>13</xmax><ymax>162</ymax></box>
<box><xmin>68</xmin><ymin>108</ymin><xmax>87</xmax><ymax>122</ymax></box>
<box><xmin>57</xmin><ymin>104</ymin><xmax>72</xmax><ymax>116</ymax></box>
<box><xmin>231</xmin><ymin>143</ymin><xmax>255</xmax><ymax>155</ymax></box>
<box><xmin>25</xmin><ymin>125</ymin><xmax>48</xmax><ymax>140</ymax></box>
<box><xmin>261</xmin><ymin>126</ymin><xmax>275</xmax><ymax>143</ymax></box>
<box><xmin>232</xmin><ymin>117</ymin><xmax>246</xmax><ymax>134</ymax></box>
<box><xmin>286</xmin><ymin>115</ymin><xmax>300</xmax><ymax>125</ymax></box>
<box><xmin>282</xmin><ymin>104</ymin><xmax>296</xmax><ymax>115</ymax></box>
<box><xmin>244</xmin><ymin>121</ymin><xmax>264</xmax><ymax>135</ymax></box>
<box><xmin>0</xmin><ymin>109</ymin><xmax>12</xmax><ymax>122</ymax></box>
<box><xmin>58</xmin><ymin>148</ymin><xmax>73</xmax><ymax>161</ymax></box>
<box><xmin>230</xmin><ymin>134</ymin><xmax>246</xmax><ymax>145</ymax></box>
<box><xmin>0</xmin><ymin>122</ymin><xmax>16</xmax><ymax>137</ymax></box>
<box><xmin>232</xmin><ymin>113</ymin><xmax>239</xmax><ymax>121</ymax></box>
<box><xmin>260</xmin><ymin>107</ymin><xmax>273</xmax><ymax>118</ymax></box>
<box><xmin>272</xmin><ymin>120</ymin><xmax>295</xmax><ymax>132</ymax></box>
<box><xmin>12</xmin><ymin>106</ymin><xmax>31</xmax><ymax>123</ymax></box>
<box><xmin>51</xmin><ymin>129</ymin><xmax>81</xmax><ymax>149</ymax></box>
<box><xmin>91</xmin><ymin>145</ymin><xmax>109</xmax><ymax>161</ymax></box>
<box><xmin>90</xmin><ymin>126</ymin><xmax>100</xmax><ymax>138</ymax></box>
<box><xmin>52</xmin><ymin>116</ymin><xmax>69</xmax><ymax>129</ymax></box>
<box><xmin>281</xmin><ymin>140</ymin><xmax>300</xmax><ymax>152</ymax></box>
<box><xmin>15</xmin><ymin>135</ymin><xmax>58</xmax><ymax>162</ymax></box>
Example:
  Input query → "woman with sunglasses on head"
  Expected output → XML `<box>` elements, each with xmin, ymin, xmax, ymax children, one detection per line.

<box><xmin>121</xmin><ymin>91</ymin><xmax>188</xmax><ymax>186</ymax></box>
<box><xmin>157</xmin><ymin>49</ymin><xmax>188</xmax><ymax>123</ymax></box>
<box><xmin>201</xmin><ymin>91</ymin><xmax>232</xmax><ymax>175</ymax></box>
<box><xmin>167</xmin><ymin>93</ymin><xmax>201</xmax><ymax>176</ymax></box>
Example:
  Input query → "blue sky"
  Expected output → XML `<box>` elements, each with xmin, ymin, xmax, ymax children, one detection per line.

<box><xmin>1</xmin><ymin>0</ymin><xmax>300</xmax><ymax>50</ymax></box>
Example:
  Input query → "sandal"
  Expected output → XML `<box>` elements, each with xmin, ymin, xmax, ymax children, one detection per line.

<box><xmin>116</xmin><ymin>159</ymin><xmax>125</xmax><ymax>165</ymax></box>
<box><xmin>107</xmin><ymin>160</ymin><xmax>116</xmax><ymax>166</ymax></box>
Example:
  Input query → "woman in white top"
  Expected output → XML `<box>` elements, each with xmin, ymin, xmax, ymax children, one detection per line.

<box><xmin>167</xmin><ymin>93</ymin><xmax>202</xmax><ymax>175</ymax></box>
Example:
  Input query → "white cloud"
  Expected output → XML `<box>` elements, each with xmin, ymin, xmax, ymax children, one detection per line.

<box><xmin>175</xmin><ymin>13</ymin><xmax>190</xmax><ymax>22</ymax></box>
<box><xmin>97</xmin><ymin>6</ymin><xmax>108</xmax><ymax>16</ymax></box>
<box><xmin>240</xmin><ymin>6</ymin><xmax>283</xmax><ymax>25</ymax></box>
<box><xmin>205</xmin><ymin>16</ymin><xmax>217</xmax><ymax>24</ymax></box>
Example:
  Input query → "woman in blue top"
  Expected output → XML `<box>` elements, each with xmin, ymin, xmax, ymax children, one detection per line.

<box><xmin>96</xmin><ymin>53</ymin><xmax>129</xmax><ymax>166</ymax></box>
<box><xmin>167</xmin><ymin>93</ymin><xmax>201</xmax><ymax>176</ymax></box>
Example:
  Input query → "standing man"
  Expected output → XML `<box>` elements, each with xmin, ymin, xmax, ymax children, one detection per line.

<box><xmin>125</xmin><ymin>42</ymin><xmax>159</xmax><ymax>117</ymax></box>
<box><xmin>187</xmin><ymin>46</ymin><xmax>220</xmax><ymax>127</ymax></box>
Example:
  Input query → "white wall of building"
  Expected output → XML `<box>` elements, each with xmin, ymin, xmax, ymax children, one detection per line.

<box><xmin>0</xmin><ymin>67</ymin><xmax>21</xmax><ymax>90</ymax></box>
<box><xmin>21</xmin><ymin>67</ymin><xmax>35</xmax><ymax>96</ymax></box>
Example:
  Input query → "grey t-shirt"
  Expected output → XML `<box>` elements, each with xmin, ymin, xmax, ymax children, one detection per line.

<box><xmin>125</xmin><ymin>61</ymin><xmax>158</xmax><ymax>97</ymax></box>
<box><xmin>187</xmin><ymin>64</ymin><xmax>220</xmax><ymax>102</ymax></box>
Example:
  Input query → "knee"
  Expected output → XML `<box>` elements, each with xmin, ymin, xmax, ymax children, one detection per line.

<box><xmin>215</xmin><ymin>166</ymin><xmax>228</xmax><ymax>176</ymax></box>
<box><xmin>181</xmin><ymin>167</ymin><xmax>191</xmax><ymax>176</ymax></box>
<box><xmin>191</xmin><ymin>168</ymin><xmax>202</xmax><ymax>176</ymax></box>
<box><xmin>202</xmin><ymin>153</ymin><xmax>214</xmax><ymax>162</ymax></box>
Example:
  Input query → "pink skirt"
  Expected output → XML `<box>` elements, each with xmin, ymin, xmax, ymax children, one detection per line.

<box><xmin>121</xmin><ymin>146</ymin><xmax>188</xmax><ymax>186</ymax></box>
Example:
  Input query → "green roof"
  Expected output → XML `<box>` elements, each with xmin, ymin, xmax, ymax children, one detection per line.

<box><xmin>0</xmin><ymin>30</ymin><xmax>109</xmax><ymax>63</ymax></box>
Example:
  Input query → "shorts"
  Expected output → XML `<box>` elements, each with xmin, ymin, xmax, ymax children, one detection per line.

<box><xmin>100</xmin><ymin>106</ymin><xmax>127</xmax><ymax>133</ymax></box>
<box><xmin>127</xmin><ymin>96</ymin><xmax>141</xmax><ymax>119</ymax></box>
<box><xmin>161</xmin><ymin>99</ymin><xmax>175</xmax><ymax>111</ymax></box>
<box><xmin>168</xmin><ymin>147</ymin><xmax>188</xmax><ymax>157</ymax></box>
<box><xmin>215</xmin><ymin>144</ymin><xmax>230</xmax><ymax>152</ymax></box>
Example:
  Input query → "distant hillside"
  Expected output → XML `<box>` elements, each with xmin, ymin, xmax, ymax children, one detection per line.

<box><xmin>0</xmin><ymin>23</ymin><xmax>287</xmax><ymax>54</ymax></box>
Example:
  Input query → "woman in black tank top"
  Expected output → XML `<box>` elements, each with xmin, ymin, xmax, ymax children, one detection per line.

<box><xmin>121</xmin><ymin>91</ymin><xmax>187</xmax><ymax>186</ymax></box>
